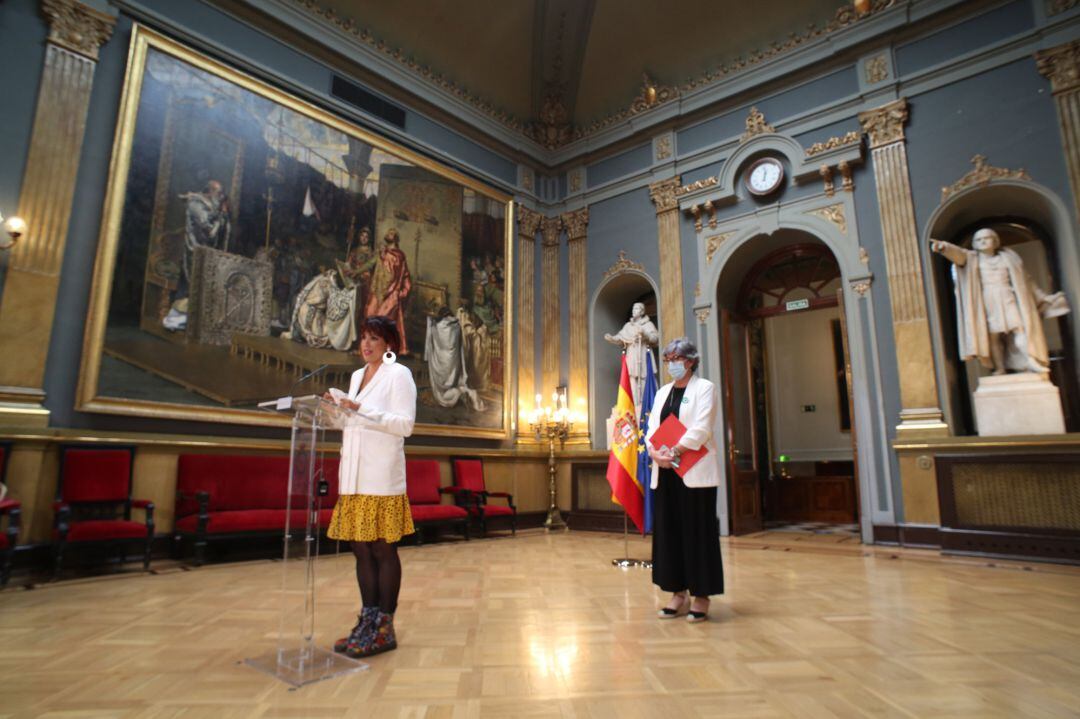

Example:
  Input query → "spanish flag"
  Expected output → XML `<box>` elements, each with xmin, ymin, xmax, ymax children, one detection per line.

<box><xmin>605</xmin><ymin>355</ymin><xmax>645</xmax><ymax>532</ymax></box>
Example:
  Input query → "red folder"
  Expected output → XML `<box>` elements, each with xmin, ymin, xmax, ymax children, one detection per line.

<box><xmin>650</xmin><ymin>414</ymin><xmax>708</xmax><ymax>477</ymax></box>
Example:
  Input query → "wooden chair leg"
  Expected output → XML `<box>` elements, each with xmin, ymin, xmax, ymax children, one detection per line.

<box><xmin>143</xmin><ymin>535</ymin><xmax>152</xmax><ymax>571</ymax></box>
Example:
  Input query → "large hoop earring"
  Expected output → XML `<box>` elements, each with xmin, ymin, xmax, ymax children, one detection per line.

<box><xmin>383</xmin><ymin>350</ymin><xmax>397</xmax><ymax>365</ymax></box>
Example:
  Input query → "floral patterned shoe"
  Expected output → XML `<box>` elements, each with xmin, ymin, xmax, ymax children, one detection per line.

<box><xmin>335</xmin><ymin>606</ymin><xmax>378</xmax><ymax>653</ymax></box>
<box><xmin>352</xmin><ymin>611</ymin><xmax>397</xmax><ymax>657</ymax></box>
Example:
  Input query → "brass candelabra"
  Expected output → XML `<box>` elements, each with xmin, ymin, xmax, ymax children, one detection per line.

<box><xmin>528</xmin><ymin>387</ymin><xmax>574</xmax><ymax>531</ymax></box>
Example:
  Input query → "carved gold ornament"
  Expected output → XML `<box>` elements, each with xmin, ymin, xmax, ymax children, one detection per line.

<box><xmin>540</xmin><ymin>217</ymin><xmax>562</xmax><ymax>247</ymax></box>
<box><xmin>805</xmin><ymin>131</ymin><xmax>862</xmax><ymax>157</ymax></box>
<box><xmin>654</xmin><ymin>136</ymin><xmax>672</xmax><ymax>161</ymax></box>
<box><xmin>820</xmin><ymin>165</ymin><xmax>835</xmax><ymax>197</ymax></box>
<box><xmin>705</xmin><ymin>232</ymin><xmax>735</xmax><ymax>264</ymax></box>
<box><xmin>568</xmin><ymin>170</ymin><xmax>582</xmax><ymax>194</ymax></box>
<box><xmin>695</xmin><ymin>307</ymin><xmax>712</xmax><ymax>323</ymax></box>
<box><xmin>604</xmin><ymin>250</ymin><xmax>645</xmax><ymax>279</ymax></box>
<box><xmin>858</xmin><ymin>98</ymin><xmax>908</xmax><ymax>148</ymax></box>
<box><xmin>631</xmin><ymin>73</ymin><xmax>679</xmax><ymax>115</ymax></box>
<box><xmin>850</xmin><ymin>280</ymin><xmax>871</xmax><ymax>296</ymax></box>
<box><xmin>677</xmin><ymin>177</ymin><xmax>719</xmax><ymax>196</ymax></box>
<box><xmin>864</xmin><ymin>54</ymin><xmax>889</xmax><ymax>84</ymax></box>
<box><xmin>940</xmin><ymin>155</ymin><xmax>1031</xmax><ymax>201</ymax></box>
<box><xmin>807</xmin><ymin>204</ymin><xmax>847</xmax><ymax>235</ymax></box>
<box><xmin>740</xmin><ymin>107</ymin><xmax>776</xmax><ymax>143</ymax></box>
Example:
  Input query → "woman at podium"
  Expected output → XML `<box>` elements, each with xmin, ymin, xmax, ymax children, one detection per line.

<box><xmin>324</xmin><ymin>315</ymin><xmax>417</xmax><ymax>657</ymax></box>
<box><xmin>644</xmin><ymin>337</ymin><xmax>724</xmax><ymax>623</ymax></box>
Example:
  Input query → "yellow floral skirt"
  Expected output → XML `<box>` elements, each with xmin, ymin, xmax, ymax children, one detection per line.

<box><xmin>327</xmin><ymin>494</ymin><xmax>415</xmax><ymax>543</ymax></box>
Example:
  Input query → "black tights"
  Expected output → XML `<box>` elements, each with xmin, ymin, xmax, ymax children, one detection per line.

<box><xmin>351</xmin><ymin>540</ymin><xmax>402</xmax><ymax>614</ymax></box>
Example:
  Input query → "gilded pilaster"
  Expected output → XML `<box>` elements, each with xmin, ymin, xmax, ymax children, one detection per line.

<box><xmin>561</xmin><ymin>208</ymin><xmax>589</xmax><ymax>433</ymax></box>
<box><xmin>516</xmin><ymin>207</ymin><xmax>543</xmax><ymax>428</ymax></box>
<box><xmin>0</xmin><ymin>0</ymin><xmax>115</xmax><ymax>423</ymax></box>
<box><xmin>1036</xmin><ymin>41</ymin><xmax>1080</xmax><ymax>219</ymax></box>
<box><xmin>858</xmin><ymin>99</ymin><xmax>947</xmax><ymax>436</ymax></box>
<box><xmin>540</xmin><ymin>217</ymin><xmax>563</xmax><ymax>398</ymax></box>
<box><xmin>649</xmin><ymin>177</ymin><xmax>684</xmax><ymax>346</ymax></box>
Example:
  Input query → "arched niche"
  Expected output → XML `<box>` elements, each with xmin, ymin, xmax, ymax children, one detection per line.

<box><xmin>923</xmin><ymin>180</ymin><xmax>1080</xmax><ymax>434</ymax></box>
<box><xmin>588</xmin><ymin>270</ymin><xmax>659</xmax><ymax>448</ymax></box>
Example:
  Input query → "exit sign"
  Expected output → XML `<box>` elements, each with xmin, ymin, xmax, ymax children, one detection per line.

<box><xmin>785</xmin><ymin>298</ymin><xmax>810</xmax><ymax>311</ymax></box>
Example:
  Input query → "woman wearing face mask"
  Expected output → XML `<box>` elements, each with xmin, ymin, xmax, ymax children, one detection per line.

<box><xmin>644</xmin><ymin>337</ymin><xmax>724</xmax><ymax>622</ymax></box>
<box><xmin>323</xmin><ymin>315</ymin><xmax>417</xmax><ymax>657</ymax></box>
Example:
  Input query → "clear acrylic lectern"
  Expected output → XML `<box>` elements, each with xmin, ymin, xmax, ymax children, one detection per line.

<box><xmin>245</xmin><ymin>394</ymin><xmax>368</xmax><ymax>687</ymax></box>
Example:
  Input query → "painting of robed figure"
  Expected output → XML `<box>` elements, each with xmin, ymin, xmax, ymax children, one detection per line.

<box><xmin>79</xmin><ymin>27</ymin><xmax>512</xmax><ymax>438</ymax></box>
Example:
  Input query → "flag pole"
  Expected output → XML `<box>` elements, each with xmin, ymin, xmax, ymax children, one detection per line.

<box><xmin>612</xmin><ymin>510</ymin><xmax>651</xmax><ymax>568</ymax></box>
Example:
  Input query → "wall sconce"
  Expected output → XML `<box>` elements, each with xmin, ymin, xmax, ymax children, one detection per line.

<box><xmin>0</xmin><ymin>211</ymin><xmax>27</xmax><ymax>251</ymax></box>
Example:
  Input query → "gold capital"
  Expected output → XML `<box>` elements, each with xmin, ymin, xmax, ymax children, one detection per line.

<box><xmin>1036</xmin><ymin>40</ymin><xmax>1080</xmax><ymax>95</ymax></box>
<box><xmin>516</xmin><ymin>206</ymin><xmax>543</xmax><ymax>237</ymax></box>
<box><xmin>858</xmin><ymin>98</ymin><xmax>908</xmax><ymax>149</ymax></box>
<box><xmin>560</xmin><ymin>208</ymin><xmax>588</xmax><ymax>240</ymax></box>
<box><xmin>540</xmin><ymin>217</ymin><xmax>562</xmax><ymax>247</ymax></box>
<box><xmin>649</xmin><ymin>177</ymin><xmax>681</xmax><ymax>213</ymax></box>
<box><xmin>41</xmin><ymin>0</ymin><xmax>115</xmax><ymax>61</ymax></box>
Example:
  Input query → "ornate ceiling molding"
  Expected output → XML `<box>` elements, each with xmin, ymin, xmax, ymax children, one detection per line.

<box><xmin>940</xmin><ymin>155</ymin><xmax>1031</xmax><ymax>202</ymax></box>
<box><xmin>287</xmin><ymin>0</ymin><xmax>899</xmax><ymax>150</ymax></box>
<box><xmin>603</xmin><ymin>250</ymin><xmax>645</xmax><ymax>279</ymax></box>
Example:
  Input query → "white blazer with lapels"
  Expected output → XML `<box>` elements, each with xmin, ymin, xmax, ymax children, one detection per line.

<box><xmin>644</xmin><ymin>373</ymin><xmax>722</xmax><ymax>490</ymax></box>
<box><xmin>337</xmin><ymin>362</ymin><xmax>417</xmax><ymax>496</ymax></box>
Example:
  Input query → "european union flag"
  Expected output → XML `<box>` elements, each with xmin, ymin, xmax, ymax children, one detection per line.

<box><xmin>637</xmin><ymin>351</ymin><xmax>658</xmax><ymax>534</ymax></box>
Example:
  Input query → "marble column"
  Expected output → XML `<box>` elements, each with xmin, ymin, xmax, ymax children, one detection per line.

<box><xmin>0</xmin><ymin>0</ymin><xmax>115</xmax><ymax>424</ymax></box>
<box><xmin>540</xmin><ymin>216</ymin><xmax>563</xmax><ymax>399</ymax></box>
<box><xmin>858</xmin><ymin>98</ymin><xmax>947</xmax><ymax>437</ymax></box>
<box><xmin>649</xmin><ymin>177</ymin><xmax>685</xmax><ymax>348</ymax></box>
<box><xmin>561</xmin><ymin>208</ymin><xmax>589</xmax><ymax>437</ymax></box>
<box><xmin>515</xmin><ymin>206</ymin><xmax>543</xmax><ymax>433</ymax></box>
<box><xmin>1036</xmin><ymin>40</ymin><xmax>1080</xmax><ymax>219</ymax></box>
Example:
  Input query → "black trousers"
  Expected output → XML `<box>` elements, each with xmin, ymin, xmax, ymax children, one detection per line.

<box><xmin>651</xmin><ymin>469</ymin><xmax>725</xmax><ymax>597</ymax></box>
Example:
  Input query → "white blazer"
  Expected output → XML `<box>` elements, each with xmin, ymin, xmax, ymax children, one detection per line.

<box><xmin>644</xmin><ymin>373</ymin><xmax>722</xmax><ymax>490</ymax></box>
<box><xmin>337</xmin><ymin>362</ymin><xmax>417</xmax><ymax>496</ymax></box>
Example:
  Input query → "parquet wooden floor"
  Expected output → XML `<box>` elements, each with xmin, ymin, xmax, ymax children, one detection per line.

<box><xmin>2</xmin><ymin>530</ymin><xmax>1080</xmax><ymax>718</ymax></box>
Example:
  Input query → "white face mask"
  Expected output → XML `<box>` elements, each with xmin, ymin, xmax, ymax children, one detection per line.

<box><xmin>666</xmin><ymin>360</ymin><xmax>687</xmax><ymax>380</ymax></box>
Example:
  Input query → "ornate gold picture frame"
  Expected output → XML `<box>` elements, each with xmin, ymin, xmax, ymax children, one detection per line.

<box><xmin>78</xmin><ymin>26</ymin><xmax>513</xmax><ymax>438</ymax></box>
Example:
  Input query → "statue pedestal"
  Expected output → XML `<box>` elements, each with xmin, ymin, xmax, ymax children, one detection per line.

<box><xmin>973</xmin><ymin>373</ymin><xmax>1065</xmax><ymax>436</ymax></box>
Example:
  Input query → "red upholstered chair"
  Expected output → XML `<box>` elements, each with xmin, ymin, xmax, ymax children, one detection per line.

<box><xmin>0</xmin><ymin>443</ymin><xmax>19</xmax><ymax>587</ymax></box>
<box><xmin>450</xmin><ymin>458</ymin><xmax>516</xmax><ymax>536</ymax></box>
<box><xmin>54</xmin><ymin>447</ymin><xmax>154</xmax><ymax>579</ymax></box>
<box><xmin>405</xmin><ymin>459</ymin><xmax>469</xmax><ymax>542</ymax></box>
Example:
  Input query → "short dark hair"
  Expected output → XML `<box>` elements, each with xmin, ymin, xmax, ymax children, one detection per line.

<box><xmin>359</xmin><ymin>315</ymin><xmax>401</xmax><ymax>353</ymax></box>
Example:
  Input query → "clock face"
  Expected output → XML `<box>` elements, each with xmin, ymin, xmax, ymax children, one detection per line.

<box><xmin>746</xmin><ymin>159</ymin><xmax>783</xmax><ymax>195</ymax></box>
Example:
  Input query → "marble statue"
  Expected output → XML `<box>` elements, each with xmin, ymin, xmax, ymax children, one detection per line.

<box><xmin>604</xmin><ymin>301</ymin><xmax>660</xmax><ymax>405</ymax></box>
<box><xmin>931</xmin><ymin>228</ymin><xmax>1070</xmax><ymax>375</ymax></box>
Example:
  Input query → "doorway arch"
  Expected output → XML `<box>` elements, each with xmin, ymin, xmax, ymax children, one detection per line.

<box><xmin>699</xmin><ymin>210</ymin><xmax>892</xmax><ymax>542</ymax></box>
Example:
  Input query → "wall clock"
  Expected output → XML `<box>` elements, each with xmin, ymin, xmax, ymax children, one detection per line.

<box><xmin>745</xmin><ymin>157</ymin><xmax>784</xmax><ymax>196</ymax></box>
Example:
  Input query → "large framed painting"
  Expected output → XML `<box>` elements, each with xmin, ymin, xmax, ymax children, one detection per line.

<box><xmin>78</xmin><ymin>26</ymin><xmax>513</xmax><ymax>438</ymax></box>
